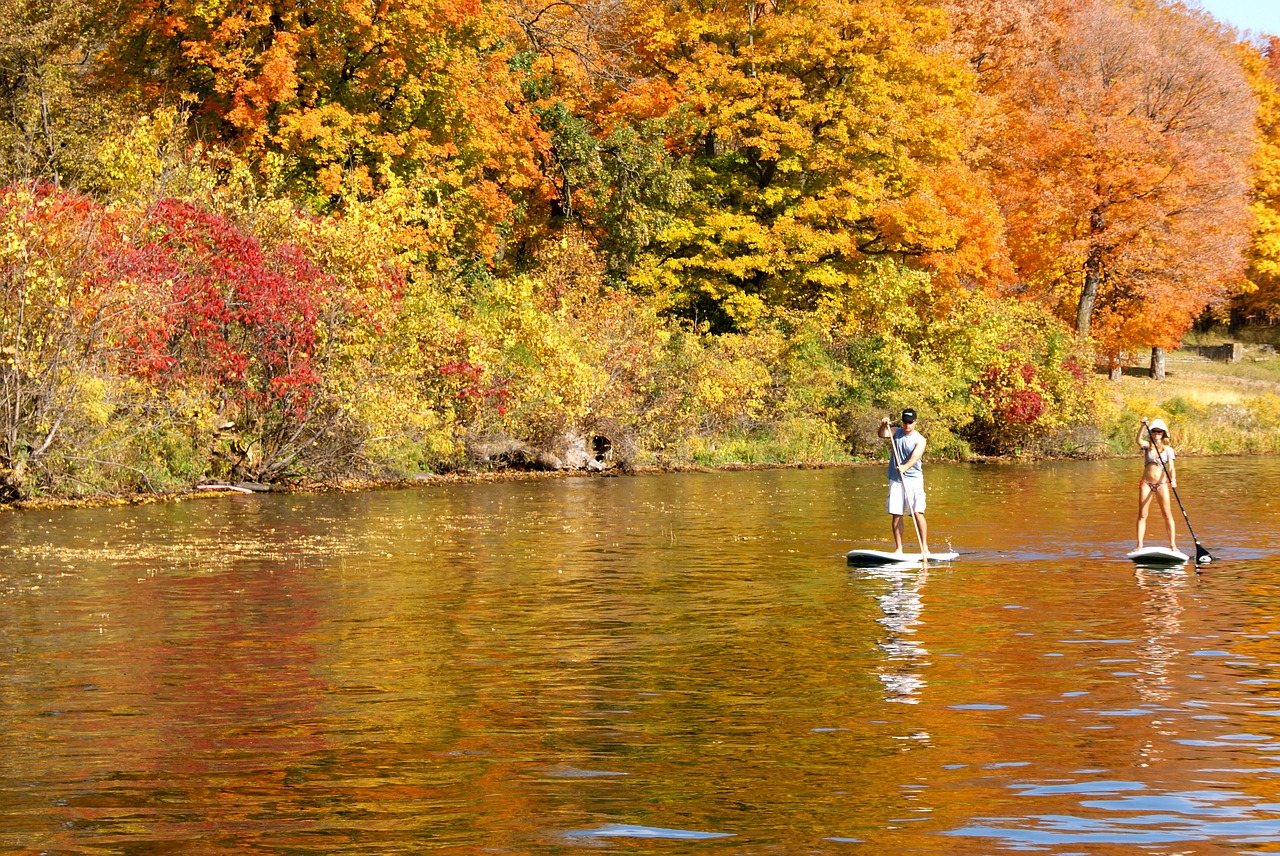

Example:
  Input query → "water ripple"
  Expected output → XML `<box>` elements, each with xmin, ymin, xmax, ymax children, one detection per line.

<box><xmin>563</xmin><ymin>823</ymin><xmax>735</xmax><ymax>840</ymax></box>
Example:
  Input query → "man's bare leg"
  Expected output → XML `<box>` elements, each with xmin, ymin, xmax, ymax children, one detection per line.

<box><xmin>913</xmin><ymin>513</ymin><xmax>929</xmax><ymax>555</ymax></box>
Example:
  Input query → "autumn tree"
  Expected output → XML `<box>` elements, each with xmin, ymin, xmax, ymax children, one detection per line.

<box><xmin>1234</xmin><ymin>36</ymin><xmax>1280</xmax><ymax>324</ymax></box>
<box><xmin>943</xmin><ymin>0</ymin><xmax>1052</xmax><ymax>89</ymax></box>
<box><xmin>974</xmin><ymin>0</ymin><xmax>1254</xmax><ymax>368</ymax></box>
<box><xmin>495</xmin><ymin>0</ymin><xmax>691</xmax><ymax>281</ymax></box>
<box><xmin>108</xmin><ymin>197</ymin><xmax>397</xmax><ymax>482</ymax></box>
<box><xmin>505</xmin><ymin>0</ymin><xmax>635</xmax><ymax>86</ymax></box>
<box><xmin>0</xmin><ymin>0</ymin><xmax>122</xmax><ymax>183</ymax></box>
<box><xmin>0</xmin><ymin>186</ymin><xmax>120</xmax><ymax>498</ymax></box>
<box><xmin>620</xmin><ymin>0</ymin><xmax>1007</xmax><ymax>330</ymax></box>
<box><xmin>98</xmin><ymin>0</ymin><xmax>548</xmax><ymax>265</ymax></box>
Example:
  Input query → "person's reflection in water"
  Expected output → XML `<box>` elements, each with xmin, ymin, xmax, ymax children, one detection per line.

<box><xmin>873</xmin><ymin>566</ymin><xmax>930</xmax><ymax>704</ymax></box>
<box><xmin>1133</xmin><ymin>564</ymin><xmax>1187</xmax><ymax>767</ymax></box>
<box><xmin>1134</xmin><ymin>565</ymin><xmax>1186</xmax><ymax>702</ymax></box>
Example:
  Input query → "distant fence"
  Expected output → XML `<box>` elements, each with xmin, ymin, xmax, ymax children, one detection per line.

<box><xmin>1185</xmin><ymin>343</ymin><xmax>1243</xmax><ymax>363</ymax></box>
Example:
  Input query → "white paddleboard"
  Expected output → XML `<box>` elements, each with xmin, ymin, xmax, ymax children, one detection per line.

<box><xmin>846</xmin><ymin>549</ymin><xmax>959</xmax><ymax>567</ymax></box>
<box><xmin>1126</xmin><ymin>546</ymin><xmax>1189</xmax><ymax>565</ymax></box>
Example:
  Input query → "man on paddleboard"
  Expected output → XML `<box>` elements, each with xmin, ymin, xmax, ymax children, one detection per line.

<box><xmin>878</xmin><ymin>409</ymin><xmax>929</xmax><ymax>555</ymax></box>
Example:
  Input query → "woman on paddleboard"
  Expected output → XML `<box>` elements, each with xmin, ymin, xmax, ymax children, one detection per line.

<box><xmin>1136</xmin><ymin>417</ymin><xmax>1178</xmax><ymax>552</ymax></box>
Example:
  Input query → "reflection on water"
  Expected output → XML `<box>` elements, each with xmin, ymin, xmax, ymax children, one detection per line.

<box><xmin>1</xmin><ymin>456</ymin><xmax>1280</xmax><ymax>852</ymax></box>
<box><xmin>1134</xmin><ymin>565</ymin><xmax>1186</xmax><ymax>705</ymax></box>
<box><xmin>871</xmin><ymin>566</ymin><xmax>930</xmax><ymax>704</ymax></box>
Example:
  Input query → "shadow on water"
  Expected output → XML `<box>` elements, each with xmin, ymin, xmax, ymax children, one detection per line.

<box><xmin>0</xmin><ymin>456</ymin><xmax>1279</xmax><ymax>852</ymax></box>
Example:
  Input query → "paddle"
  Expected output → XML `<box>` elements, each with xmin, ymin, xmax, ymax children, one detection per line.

<box><xmin>888</xmin><ymin>423</ymin><xmax>928</xmax><ymax>560</ymax></box>
<box><xmin>1143</xmin><ymin>420</ymin><xmax>1213</xmax><ymax>566</ymax></box>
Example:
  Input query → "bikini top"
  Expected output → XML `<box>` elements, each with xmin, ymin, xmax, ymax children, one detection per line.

<box><xmin>1143</xmin><ymin>445</ymin><xmax>1174</xmax><ymax>465</ymax></box>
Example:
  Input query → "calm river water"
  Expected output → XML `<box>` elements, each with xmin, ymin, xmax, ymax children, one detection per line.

<box><xmin>2</xmin><ymin>456</ymin><xmax>1280</xmax><ymax>853</ymax></box>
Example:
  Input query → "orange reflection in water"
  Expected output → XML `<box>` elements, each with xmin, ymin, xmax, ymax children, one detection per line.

<box><xmin>0</xmin><ymin>457</ymin><xmax>1278</xmax><ymax>852</ymax></box>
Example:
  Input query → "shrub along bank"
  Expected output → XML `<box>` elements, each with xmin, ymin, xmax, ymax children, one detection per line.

<box><xmin>2</xmin><ymin>182</ymin><xmax>1103</xmax><ymax>503</ymax></box>
<box><xmin>1</xmin><ymin>170</ymin><xmax>1271</xmax><ymax>507</ymax></box>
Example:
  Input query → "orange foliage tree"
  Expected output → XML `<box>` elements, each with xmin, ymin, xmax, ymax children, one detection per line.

<box><xmin>957</xmin><ymin>0</ymin><xmax>1255</xmax><ymax>368</ymax></box>
<box><xmin>99</xmin><ymin>0</ymin><xmax>548</xmax><ymax>263</ymax></box>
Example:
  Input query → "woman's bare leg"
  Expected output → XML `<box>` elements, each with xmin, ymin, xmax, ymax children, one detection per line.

<box><xmin>1136</xmin><ymin>483</ymin><xmax>1154</xmax><ymax>549</ymax></box>
<box><xmin>1157</xmin><ymin>485</ymin><xmax>1177</xmax><ymax>550</ymax></box>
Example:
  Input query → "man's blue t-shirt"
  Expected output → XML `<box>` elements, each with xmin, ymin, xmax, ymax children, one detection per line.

<box><xmin>888</xmin><ymin>429</ymin><xmax>924</xmax><ymax>483</ymax></box>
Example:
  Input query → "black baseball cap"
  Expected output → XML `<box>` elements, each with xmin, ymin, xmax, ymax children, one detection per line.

<box><xmin>901</xmin><ymin>408</ymin><xmax>917</xmax><ymax>423</ymax></box>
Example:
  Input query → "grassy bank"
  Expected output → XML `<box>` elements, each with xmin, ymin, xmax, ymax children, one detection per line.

<box><xmin>1100</xmin><ymin>335</ymin><xmax>1280</xmax><ymax>457</ymax></box>
<box><xmin>674</xmin><ymin>333</ymin><xmax>1280</xmax><ymax>468</ymax></box>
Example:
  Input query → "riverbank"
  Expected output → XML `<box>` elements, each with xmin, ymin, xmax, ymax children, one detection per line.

<box><xmin>5</xmin><ymin>338</ymin><xmax>1278</xmax><ymax>514</ymax></box>
<box><xmin>1</xmin><ymin>461</ymin><xmax>874</xmax><ymax>512</ymax></box>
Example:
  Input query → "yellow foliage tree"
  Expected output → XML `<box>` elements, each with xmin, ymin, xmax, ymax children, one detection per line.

<box><xmin>626</xmin><ymin>0</ymin><xmax>1008</xmax><ymax>329</ymax></box>
<box><xmin>1236</xmin><ymin>36</ymin><xmax>1280</xmax><ymax>323</ymax></box>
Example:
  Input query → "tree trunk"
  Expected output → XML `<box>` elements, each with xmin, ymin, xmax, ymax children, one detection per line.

<box><xmin>1109</xmin><ymin>364</ymin><xmax>1123</xmax><ymax>381</ymax></box>
<box><xmin>1076</xmin><ymin>245</ymin><xmax>1103</xmax><ymax>338</ymax></box>
<box><xmin>1149</xmin><ymin>346</ymin><xmax>1166</xmax><ymax>380</ymax></box>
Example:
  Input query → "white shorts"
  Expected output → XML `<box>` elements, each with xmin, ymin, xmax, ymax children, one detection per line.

<box><xmin>887</xmin><ymin>480</ymin><xmax>926</xmax><ymax>516</ymax></box>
